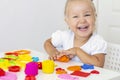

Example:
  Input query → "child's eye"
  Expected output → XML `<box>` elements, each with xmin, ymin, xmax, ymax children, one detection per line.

<box><xmin>85</xmin><ymin>14</ymin><xmax>91</xmax><ymax>16</ymax></box>
<box><xmin>72</xmin><ymin>16</ymin><xmax>78</xmax><ymax>18</ymax></box>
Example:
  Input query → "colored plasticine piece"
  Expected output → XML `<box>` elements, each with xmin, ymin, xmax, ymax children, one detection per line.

<box><xmin>37</xmin><ymin>62</ymin><xmax>42</xmax><ymax>69</ymax></box>
<box><xmin>0</xmin><ymin>59</ymin><xmax>9</xmax><ymax>70</ymax></box>
<box><xmin>56</xmin><ymin>68</ymin><xmax>67</xmax><ymax>74</ymax></box>
<box><xmin>0</xmin><ymin>68</ymin><xmax>5</xmax><ymax>76</ymax></box>
<box><xmin>71</xmin><ymin>71</ymin><xmax>90</xmax><ymax>77</ymax></box>
<box><xmin>57</xmin><ymin>55</ymin><xmax>70</xmax><ymax>62</ymax></box>
<box><xmin>58</xmin><ymin>74</ymin><xmax>79</xmax><ymax>80</ymax></box>
<box><xmin>9</xmin><ymin>60</ymin><xmax>16</xmax><ymax>66</ymax></box>
<box><xmin>56</xmin><ymin>68</ymin><xmax>63</xmax><ymax>71</ymax></box>
<box><xmin>8</xmin><ymin>66</ymin><xmax>21</xmax><ymax>72</ymax></box>
<box><xmin>91</xmin><ymin>70</ymin><xmax>100</xmax><ymax>74</ymax></box>
<box><xmin>56</xmin><ymin>70</ymin><xmax>67</xmax><ymax>74</ymax></box>
<box><xmin>15</xmin><ymin>50</ymin><xmax>31</xmax><ymax>55</ymax></box>
<box><xmin>18</xmin><ymin>54</ymin><xmax>32</xmax><ymax>62</ymax></box>
<box><xmin>67</xmin><ymin>65</ymin><xmax>81</xmax><ymax>71</ymax></box>
<box><xmin>25</xmin><ymin>75</ymin><xmax>36</xmax><ymax>80</ymax></box>
<box><xmin>5</xmin><ymin>52</ymin><xmax>19</xmax><ymax>56</ymax></box>
<box><xmin>0</xmin><ymin>72</ymin><xmax>17</xmax><ymax>80</ymax></box>
<box><xmin>81</xmin><ymin>64</ymin><xmax>94</xmax><ymax>70</ymax></box>
<box><xmin>15</xmin><ymin>60</ymin><xmax>26</xmax><ymax>69</ymax></box>
<box><xmin>2</xmin><ymin>58</ymin><xmax>16</xmax><ymax>61</ymax></box>
<box><xmin>32</xmin><ymin>57</ymin><xmax>39</xmax><ymax>62</ymax></box>
<box><xmin>5</xmin><ymin>55</ymin><xmax>18</xmax><ymax>60</ymax></box>
<box><xmin>25</xmin><ymin>62</ymin><xmax>38</xmax><ymax>76</ymax></box>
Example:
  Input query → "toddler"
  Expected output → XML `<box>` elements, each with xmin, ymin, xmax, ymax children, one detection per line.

<box><xmin>44</xmin><ymin>0</ymin><xmax>107</xmax><ymax>67</ymax></box>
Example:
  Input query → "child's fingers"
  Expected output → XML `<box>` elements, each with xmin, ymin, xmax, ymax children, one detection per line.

<box><xmin>48</xmin><ymin>56</ymin><xmax>54</xmax><ymax>60</ymax></box>
<box><xmin>68</xmin><ymin>54</ymin><xmax>74</xmax><ymax>59</ymax></box>
<box><xmin>55</xmin><ymin>51</ymin><xmax>60</xmax><ymax>55</ymax></box>
<box><xmin>48</xmin><ymin>54</ymin><xmax>57</xmax><ymax>61</ymax></box>
<box><xmin>56</xmin><ymin>52</ymin><xmax>66</xmax><ymax>59</ymax></box>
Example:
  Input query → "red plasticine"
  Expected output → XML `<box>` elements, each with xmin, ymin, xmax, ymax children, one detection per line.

<box><xmin>91</xmin><ymin>70</ymin><xmax>100</xmax><ymax>74</ymax></box>
<box><xmin>71</xmin><ymin>71</ymin><xmax>90</xmax><ymax>77</ymax></box>
<box><xmin>8</xmin><ymin>66</ymin><xmax>21</xmax><ymax>72</ymax></box>
<box><xmin>25</xmin><ymin>75</ymin><xmax>36</xmax><ymax>80</ymax></box>
<box><xmin>0</xmin><ymin>68</ymin><xmax>5</xmax><ymax>76</ymax></box>
<box><xmin>5</xmin><ymin>52</ymin><xmax>19</xmax><ymax>56</ymax></box>
<box><xmin>37</xmin><ymin>62</ymin><xmax>42</xmax><ymax>69</ymax></box>
<box><xmin>56</xmin><ymin>68</ymin><xmax>63</xmax><ymax>71</ymax></box>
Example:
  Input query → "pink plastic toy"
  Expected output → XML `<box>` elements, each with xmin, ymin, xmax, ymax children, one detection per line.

<box><xmin>0</xmin><ymin>72</ymin><xmax>17</xmax><ymax>80</ymax></box>
<box><xmin>25</xmin><ymin>62</ymin><xmax>38</xmax><ymax>76</ymax></box>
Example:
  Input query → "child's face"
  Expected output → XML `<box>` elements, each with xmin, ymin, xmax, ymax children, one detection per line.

<box><xmin>65</xmin><ymin>0</ymin><xmax>96</xmax><ymax>38</ymax></box>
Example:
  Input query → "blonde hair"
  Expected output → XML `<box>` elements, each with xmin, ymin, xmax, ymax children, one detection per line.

<box><xmin>64</xmin><ymin>0</ymin><xmax>96</xmax><ymax>16</ymax></box>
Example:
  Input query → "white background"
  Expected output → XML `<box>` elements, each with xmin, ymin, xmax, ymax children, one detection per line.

<box><xmin>97</xmin><ymin>0</ymin><xmax>120</xmax><ymax>44</ymax></box>
<box><xmin>0</xmin><ymin>0</ymin><xmax>67</xmax><ymax>52</ymax></box>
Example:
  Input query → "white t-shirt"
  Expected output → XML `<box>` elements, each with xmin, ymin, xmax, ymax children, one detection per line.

<box><xmin>51</xmin><ymin>30</ymin><xmax>107</xmax><ymax>62</ymax></box>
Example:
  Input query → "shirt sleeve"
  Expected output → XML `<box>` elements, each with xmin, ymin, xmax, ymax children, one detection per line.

<box><xmin>91</xmin><ymin>36</ymin><xmax>107</xmax><ymax>55</ymax></box>
<box><xmin>51</xmin><ymin>30</ymin><xmax>63</xmax><ymax>48</ymax></box>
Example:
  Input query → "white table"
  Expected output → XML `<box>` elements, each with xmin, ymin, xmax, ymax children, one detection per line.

<box><xmin>1</xmin><ymin>50</ymin><xmax>120</xmax><ymax>80</ymax></box>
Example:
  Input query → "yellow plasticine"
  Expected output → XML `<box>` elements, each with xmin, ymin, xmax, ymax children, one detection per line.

<box><xmin>42</xmin><ymin>60</ymin><xmax>55</xmax><ymax>74</ymax></box>
<box><xmin>9</xmin><ymin>60</ymin><xmax>17</xmax><ymax>66</ymax></box>
<box><xmin>18</xmin><ymin>54</ymin><xmax>32</xmax><ymax>61</ymax></box>
<box><xmin>15</xmin><ymin>60</ymin><xmax>27</xmax><ymax>69</ymax></box>
<box><xmin>5</xmin><ymin>55</ymin><xmax>18</xmax><ymax>60</ymax></box>
<box><xmin>0</xmin><ymin>59</ymin><xmax>10</xmax><ymax>70</ymax></box>
<box><xmin>0</xmin><ymin>50</ymin><xmax>32</xmax><ymax>70</ymax></box>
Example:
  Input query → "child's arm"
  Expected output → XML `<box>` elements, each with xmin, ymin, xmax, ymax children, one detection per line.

<box><xmin>62</xmin><ymin>47</ymin><xmax>105</xmax><ymax>67</ymax></box>
<box><xmin>44</xmin><ymin>38</ymin><xmax>60</xmax><ymax>60</ymax></box>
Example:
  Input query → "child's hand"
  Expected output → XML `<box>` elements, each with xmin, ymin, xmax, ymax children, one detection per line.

<box><xmin>56</xmin><ymin>51</ymin><xmax>66</xmax><ymax>60</ymax></box>
<box><xmin>57</xmin><ymin>55</ymin><xmax>70</xmax><ymax>62</ymax></box>
<box><xmin>49</xmin><ymin>51</ymin><xmax>60</xmax><ymax>61</ymax></box>
<box><xmin>49</xmin><ymin>54</ymin><xmax>57</xmax><ymax>60</ymax></box>
<box><xmin>61</xmin><ymin>47</ymin><xmax>78</xmax><ymax>58</ymax></box>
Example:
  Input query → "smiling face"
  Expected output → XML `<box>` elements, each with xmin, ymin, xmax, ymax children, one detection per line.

<box><xmin>65</xmin><ymin>0</ymin><xmax>96</xmax><ymax>38</ymax></box>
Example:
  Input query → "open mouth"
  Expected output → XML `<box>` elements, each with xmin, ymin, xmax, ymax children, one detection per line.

<box><xmin>77</xmin><ymin>26</ymin><xmax>88</xmax><ymax>31</ymax></box>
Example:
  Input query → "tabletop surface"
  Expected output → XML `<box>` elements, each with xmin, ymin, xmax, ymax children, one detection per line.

<box><xmin>1</xmin><ymin>49</ymin><xmax>120</xmax><ymax>80</ymax></box>
<box><xmin>18</xmin><ymin>61</ymin><xmax>120</xmax><ymax>80</ymax></box>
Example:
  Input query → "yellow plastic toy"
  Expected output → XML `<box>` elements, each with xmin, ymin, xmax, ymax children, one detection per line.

<box><xmin>42</xmin><ymin>60</ymin><xmax>55</xmax><ymax>74</ymax></box>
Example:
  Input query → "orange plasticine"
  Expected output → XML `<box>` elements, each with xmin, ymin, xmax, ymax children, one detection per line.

<box><xmin>56</xmin><ymin>69</ymin><xmax>67</xmax><ymax>74</ymax></box>
<box><xmin>67</xmin><ymin>65</ymin><xmax>81</xmax><ymax>71</ymax></box>
<box><xmin>57</xmin><ymin>55</ymin><xmax>69</xmax><ymax>62</ymax></box>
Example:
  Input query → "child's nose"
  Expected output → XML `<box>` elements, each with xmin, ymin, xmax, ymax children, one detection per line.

<box><xmin>78</xmin><ymin>17</ymin><xmax>86</xmax><ymax>23</ymax></box>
